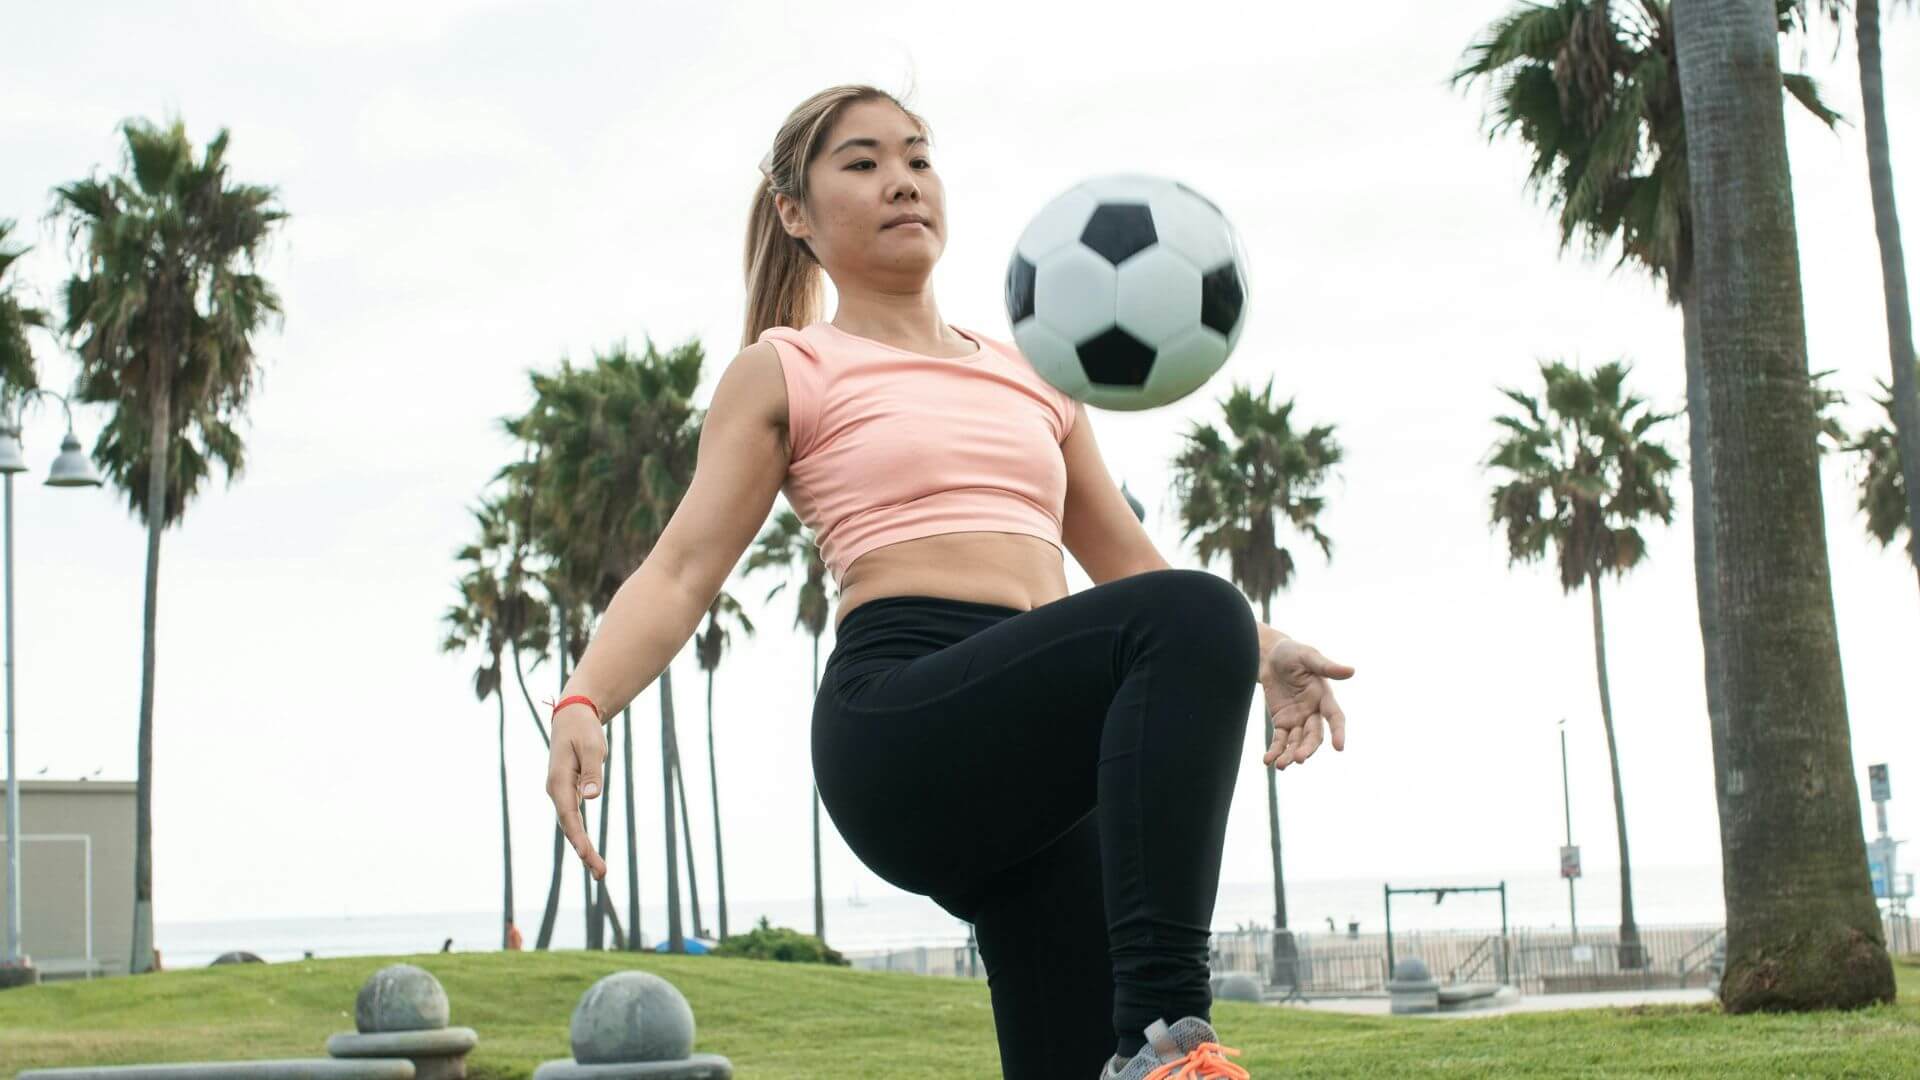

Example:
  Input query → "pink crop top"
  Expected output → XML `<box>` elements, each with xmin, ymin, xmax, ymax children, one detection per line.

<box><xmin>758</xmin><ymin>320</ymin><xmax>1079</xmax><ymax>585</ymax></box>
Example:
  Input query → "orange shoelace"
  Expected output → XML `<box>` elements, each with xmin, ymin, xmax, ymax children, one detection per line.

<box><xmin>1142</xmin><ymin>1040</ymin><xmax>1250</xmax><ymax>1079</ymax></box>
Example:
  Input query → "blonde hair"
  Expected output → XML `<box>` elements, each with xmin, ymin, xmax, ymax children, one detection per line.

<box><xmin>740</xmin><ymin>84</ymin><xmax>932</xmax><ymax>351</ymax></box>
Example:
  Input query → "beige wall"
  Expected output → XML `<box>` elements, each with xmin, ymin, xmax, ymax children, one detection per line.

<box><xmin>0</xmin><ymin>780</ymin><xmax>134</xmax><ymax>978</ymax></box>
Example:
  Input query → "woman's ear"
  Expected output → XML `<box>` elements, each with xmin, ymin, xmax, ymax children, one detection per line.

<box><xmin>775</xmin><ymin>193</ymin><xmax>811</xmax><ymax>243</ymax></box>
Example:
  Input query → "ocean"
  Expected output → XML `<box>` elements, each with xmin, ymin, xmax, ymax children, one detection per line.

<box><xmin>155</xmin><ymin>864</ymin><xmax>1728</xmax><ymax>968</ymax></box>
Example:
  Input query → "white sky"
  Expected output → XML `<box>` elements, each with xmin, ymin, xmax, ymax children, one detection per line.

<box><xmin>3</xmin><ymin>1</ymin><xmax>1916</xmax><ymax>928</ymax></box>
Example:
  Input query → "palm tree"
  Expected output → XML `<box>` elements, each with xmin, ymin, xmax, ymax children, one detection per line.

<box><xmin>669</xmin><ymin>714</ymin><xmax>704</xmax><ymax>938</ymax></box>
<box><xmin>54</xmin><ymin>118</ymin><xmax>285</xmax><ymax>974</ymax></box>
<box><xmin>1800</xmin><ymin>0</ymin><xmax>1920</xmax><ymax>590</ymax></box>
<box><xmin>485</xmin><ymin>449</ymin><xmax>578</xmax><ymax>950</ymax></box>
<box><xmin>693</xmin><ymin>592</ymin><xmax>755</xmax><ymax>939</ymax></box>
<box><xmin>1485</xmin><ymin>359</ymin><xmax>1680</xmax><ymax>968</ymax></box>
<box><xmin>1671</xmin><ymin>0</ymin><xmax>1894</xmax><ymax>1010</ymax></box>
<box><xmin>1168</xmin><ymin>377</ymin><xmax>1340</xmax><ymax>983</ymax></box>
<box><xmin>493</xmin><ymin>434</ymin><xmax>620</xmax><ymax>951</ymax></box>
<box><xmin>1455</xmin><ymin>0</ymin><xmax>1841</xmax><ymax>818</ymax></box>
<box><xmin>441</xmin><ymin>496</ymin><xmax>550</xmax><ymax>949</ymax></box>
<box><xmin>0</xmin><ymin>221</ymin><xmax>47</xmax><ymax>404</ymax></box>
<box><xmin>1847</xmin><ymin>365</ymin><xmax>1917</xmax><ymax>589</ymax></box>
<box><xmin>516</xmin><ymin>338</ymin><xmax>707</xmax><ymax>952</ymax></box>
<box><xmin>743</xmin><ymin>506</ymin><xmax>832</xmax><ymax>945</ymax></box>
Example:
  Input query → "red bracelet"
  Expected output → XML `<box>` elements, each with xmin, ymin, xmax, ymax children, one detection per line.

<box><xmin>543</xmin><ymin>694</ymin><xmax>602</xmax><ymax>722</ymax></box>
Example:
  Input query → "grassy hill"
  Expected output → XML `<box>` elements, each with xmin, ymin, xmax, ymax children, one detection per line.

<box><xmin>2</xmin><ymin>951</ymin><xmax>1917</xmax><ymax>1077</ymax></box>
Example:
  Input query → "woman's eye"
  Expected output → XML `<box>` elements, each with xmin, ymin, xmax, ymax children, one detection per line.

<box><xmin>848</xmin><ymin>159</ymin><xmax>932</xmax><ymax>170</ymax></box>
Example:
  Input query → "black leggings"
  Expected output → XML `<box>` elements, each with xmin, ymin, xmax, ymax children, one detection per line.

<box><xmin>811</xmin><ymin>568</ymin><xmax>1261</xmax><ymax>1076</ymax></box>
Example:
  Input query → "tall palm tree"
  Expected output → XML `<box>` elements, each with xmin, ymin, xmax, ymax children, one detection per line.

<box><xmin>54</xmin><ymin>118</ymin><xmax>285</xmax><ymax>974</ymax></box>
<box><xmin>493</xmin><ymin>432</ymin><xmax>618</xmax><ymax>950</ymax></box>
<box><xmin>486</xmin><ymin>449</ymin><xmax>577</xmax><ymax>950</ymax></box>
<box><xmin>440</xmin><ymin>495</ymin><xmax>549</xmax><ymax>949</ymax></box>
<box><xmin>1671</xmin><ymin>0</ymin><xmax>1894</xmax><ymax>1010</ymax></box>
<box><xmin>743</xmin><ymin>506</ymin><xmax>832</xmax><ymax>945</ymax></box>
<box><xmin>1801</xmin><ymin>0</ymin><xmax>1920</xmax><ymax>589</ymax></box>
<box><xmin>1455</xmin><ymin>0</ymin><xmax>1840</xmax><ymax>816</ymax></box>
<box><xmin>1485</xmin><ymin>359</ymin><xmax>1680</xmax><ymax>968</ymax></box>
<box><xmin>527</xmin><ymin>569</ymin><xmax>602</xmax><ymax>950</ymax></box>
<box><xmin>1848</xmin><ymin>365</ymin><xmax>1917</xmax><ymax>589</ymax></box>
<box><xmin>1168</xmin><ymin>377</ymin><xmax>1340</xmax><ymax>981</ymax></box>
<box><xmin>517</xmin><ymin>338</ymin><xmax>707</xmax><ymax>952</ymax></box>
<box><xmin>508</xmin><ymin>365</ymin><xmax>631</xmax><ymax>951</ymax></box>
<box><xmin>0</xmin><ymin>221</ymin><xmax>47</xmax><ymax>404</ymax></box>
<box><xmin>693</xmin><ymin>592</ymin><xmax>755</xmax><ymax>939</ymax></box>
<box><xmin>669</xmin><ymin>713</ymin><xmax>704</xmax><ymax>939</ymax></box>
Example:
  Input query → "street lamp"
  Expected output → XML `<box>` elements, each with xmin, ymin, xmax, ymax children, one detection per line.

<box><xmin>1</xmin><ymin>388</ymin><xmax>101</xmax><ymax>973</ymax></box>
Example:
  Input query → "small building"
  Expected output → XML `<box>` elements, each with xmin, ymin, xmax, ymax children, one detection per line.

<box><xmin>0</xmin><ymin>779</ymin><xmax>133</xmax><ymax>980</ymax></box>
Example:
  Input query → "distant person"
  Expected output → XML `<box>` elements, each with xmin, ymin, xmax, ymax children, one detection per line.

<box><xmin>543</xmin><ymin>84</ymin><xmax>1354</xmax><ymax>1080</ymax></box>
<box><xmin>505</xmin><ymin>922</ymin><xmax>524</xmax><ymax>951</ymax></box>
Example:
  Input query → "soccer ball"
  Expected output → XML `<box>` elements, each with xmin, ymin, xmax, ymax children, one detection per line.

<box><xmin>1004</xmin><ymin>173</ymin><xmax>1250</xmax><ymax>412</ymax></box>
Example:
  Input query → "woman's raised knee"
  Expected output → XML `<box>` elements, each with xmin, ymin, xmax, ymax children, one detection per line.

<box><xmin>1131</xmin><ymin>570</ymin><xmax>1259</xmax><ymax>678</ymax></box>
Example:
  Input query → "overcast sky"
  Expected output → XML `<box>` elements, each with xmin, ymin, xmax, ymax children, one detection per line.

<box><xmin>3</xmin><ymin>1</ymin><xmax>1915</xmax><ymax>930</ymax></box>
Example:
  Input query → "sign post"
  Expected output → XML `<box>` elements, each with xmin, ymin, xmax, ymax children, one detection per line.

<box><xmin>1559</xmin><ymin>720</ymin><xmax>1578</xmax><ymax>941</ymax></box>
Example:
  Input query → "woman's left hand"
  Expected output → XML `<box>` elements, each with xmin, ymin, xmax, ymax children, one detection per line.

<box><xmin>1258</xmin><ymin>638</ymin><xmax>1354</xmax><ymax>770</ymax></box>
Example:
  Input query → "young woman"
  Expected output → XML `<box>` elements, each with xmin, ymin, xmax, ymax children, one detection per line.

<box><xmin>545</xmin><ymin>84</ymin><xmax>1356</xmax><ymax>1079</ymax></box>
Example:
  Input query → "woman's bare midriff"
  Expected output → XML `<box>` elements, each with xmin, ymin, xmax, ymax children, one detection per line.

<box><xmin>833</xmin><ymin>531</ymin><xmax>1070</xmax><ymax>632</ymax></box>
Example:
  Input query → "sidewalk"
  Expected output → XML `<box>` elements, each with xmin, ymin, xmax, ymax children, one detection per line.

<box><xmin>1276</xmin><ymin>987</ymin><xmax>1716</xmax><ymax>1018</ymax></box>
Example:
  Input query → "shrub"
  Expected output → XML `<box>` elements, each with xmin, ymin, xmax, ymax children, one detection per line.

<box><xmin>710</xmin><ymin>915</ymin><xmax>849</xmax><ymax>966</ymax></box>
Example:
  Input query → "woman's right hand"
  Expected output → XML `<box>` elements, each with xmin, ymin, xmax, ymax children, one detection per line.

<box><xmin>547</xmin><ymin>705</ymin><xmax>609</xmax><ymax>880</ymax></box>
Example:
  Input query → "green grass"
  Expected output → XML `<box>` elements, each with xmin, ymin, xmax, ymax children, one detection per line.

<box><xmin>2</xmin><ymin>952</ymin><xmax>1918</xmax><ymax>1078</ymax></box>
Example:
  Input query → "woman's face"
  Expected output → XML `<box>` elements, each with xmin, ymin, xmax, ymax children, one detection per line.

<box><xmin>777</xmin><ymin>100</ymin><xmax>945</xmax><ymax>285</ymax></box>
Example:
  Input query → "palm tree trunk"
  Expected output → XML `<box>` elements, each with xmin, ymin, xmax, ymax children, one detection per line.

<box><xmin>671</xmin><ymin>723</ymin><xmax>704</xmax><ymax>938</ymax></box>
<box><xmin>497</xmin><ymin>683</ymin><xmax>515</xmax><ymax>950</ymax></box>
<box><xmin>537</xmin><ymin>826</ymin><xmax>565</xmax><ymax>951</ymax></box>
<box><xmin>591</xmin><ymin>707</ymin><xmax>617</xmax><ymax>947</ymax></box>
<box><xmin>538</xmin><ymin>626</ymin><xmax>568</xmax><ymax>950</ymax></box>
<box><xmin>1586</xmin><ymin>569</ymin><xmax>1642</xmax><ymax>969</ymax></box>
<box><xmin>708</xmin><ymin>667</ymin><xmax>730</xmax><ymax>940</ymax></box>
<box><xmin>598</xmin><ymin>885</ymin><xmax>626</xmax><ymax>949</ymax></box>
<box><xmin>575</xmin><ymin>616</ymin><xmax>596</xmax><ymax>949</ymax></box>
<box><xmin>129</xmin><ymin>367</ymin><xmax>170</xmax><ymax>976</ymax></box>
<box><xmin>1260</xmin><ymin>595</ymin><xmax>1294</xmax><ymax>986</ymax></box>
<box><xmin>624</xmin><ymin>704</ymin><xmax>641</xmax><ymax>951</ymax></box>
<box><xmin>661</xmin><ymin>666</ymin><xmax>686</xmax><ymax>953</ymax></box>
<box><xmin>508</xmin><ymin>642</ymin><xmax>568</xmax><ymax>952</ymax></box>
<box><xmin>811</xmin><ymin>632</ymin><xmax>825</xmax><ymax>945</ymax></box>
<box><xmin>1672</xmin><ymin>0</ymin><xmax>1894</xmax><ymax>1010</ymax></box>
<box><xmin>1856</xmin><ymin>0</ymin><xmax>1920</xmax><ymax>588</ymax></box>
<box><xmin>1679</xmin><ymin>285</ymin><xmax>1732</xmax><ymax>779</ymax></box>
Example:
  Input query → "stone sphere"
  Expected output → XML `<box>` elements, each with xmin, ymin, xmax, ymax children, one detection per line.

<box><xmin>355</xmin><ymin>963</ymin><xmax>450</xmax><ymax>1033</ymax></box>
<box><xmin>1214</xmin><ymin>973</ymin><xmax>1262</xmax><ymax>1002</ymax></box>
<box><xmin>570</xmin><ymin>970</ymin><xmax>697</xmax><ymax>1064</ymax></box>
<box><xmin>210</xmin><ymin>950</ymin><xmax>265</xmax><ymax>965</ymax></box>
<box><xmin>1391</xmin><ymin>956</ymin><xmax>1432</xmax><ymax>983</ymax></box>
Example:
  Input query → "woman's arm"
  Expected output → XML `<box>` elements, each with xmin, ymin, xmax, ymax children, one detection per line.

<box><xmin>554</xmin><ymin>341</ymin><xmax>792</xmax><ymax>725</ymax></box>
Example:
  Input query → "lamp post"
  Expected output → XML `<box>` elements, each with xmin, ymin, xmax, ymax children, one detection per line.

<box><xmin>0</xmin><ymin>388</ymin><xmax>102</xmax><ymax>971</ymax></box>
<box><xmin>1558</xmin><ymin>718</ymin><xmax>1579</xmax><ymax>942</ymax></box>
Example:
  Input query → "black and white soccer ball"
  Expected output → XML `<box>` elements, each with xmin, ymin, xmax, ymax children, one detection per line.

<box><xmin>1004</xmin><ymin>173</ymin><xmax>1249</xmax><ymax>411</ymax></box>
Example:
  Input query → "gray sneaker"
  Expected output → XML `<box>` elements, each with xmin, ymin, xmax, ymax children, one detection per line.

<box><xmin>1101</xmin><ymin>1016</ymin><xmax>1248</xmax><ymax>1079</ymax></box>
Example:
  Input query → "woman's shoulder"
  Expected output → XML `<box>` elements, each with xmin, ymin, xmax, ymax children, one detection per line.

<box><xmin>754</xmin><ymin>322</ymin><xmax>827</xmax><ymax>357</ymax></box>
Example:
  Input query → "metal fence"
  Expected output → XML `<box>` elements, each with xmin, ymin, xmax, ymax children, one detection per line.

<box><xmin>841</xmin><ymin>913</ymin><xmax>1917</xmax><ymax>997</ymax></box>
<box><xmin>846</xmin><ymin>941</ymin><xmax>984</xmax><ymax>979</ymax></box>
